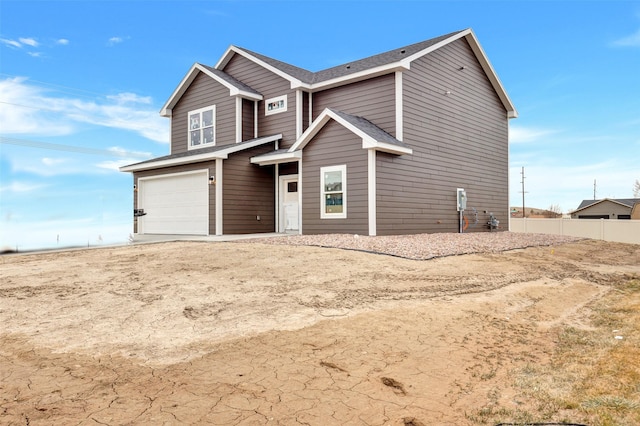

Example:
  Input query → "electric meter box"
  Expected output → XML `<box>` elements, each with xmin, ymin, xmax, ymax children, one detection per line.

<box><xmin>456</xmin><ymin>188</ymin><xmax>467</xmax><ymax>211</ymax></box>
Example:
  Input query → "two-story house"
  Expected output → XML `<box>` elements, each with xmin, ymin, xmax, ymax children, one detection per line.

<box><xmin>120</xmin><ymin>28</ymin><xmax>517</xmax><ymax>237</ymax></box>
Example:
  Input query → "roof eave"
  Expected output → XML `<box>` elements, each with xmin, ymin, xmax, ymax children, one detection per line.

<box><xmin>120</xmin><ymin>134</ymin><xmax>282</xmax><ymax>173</ymax></box>
<box><xmin>461</xmin><ymin>29</ymin><xmax>518</xmax><ymax>118</ymax></box>
<box><xmin>216</xmin><ymin>46</ymin><xmax>305</xmax><ymax>89</ymax></box>
<box><xmin>294</xmin><ymin>64</ymin><xmax>409</xmax><ymax>92</ymax></box>
<box><xmin>250</xmin><ymin>150</ymin><xmax>302</xmax><ymax>166</ymax></box>
<box><xmin>160</xmin><ymin>63</ymin><xmax>263</xmax><ymax>117</ymax></box>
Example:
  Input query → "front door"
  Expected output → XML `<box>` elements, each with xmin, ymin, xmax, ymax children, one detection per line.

<box><xmin>280</xmin><ymin>175</ymin><xmax>299</xmax><ymax>232</ymax></box>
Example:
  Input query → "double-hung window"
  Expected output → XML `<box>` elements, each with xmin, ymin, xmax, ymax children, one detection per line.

<box><xmin>189</xmin><ymin>105</ymin><xmax>215</xmax><ymax>148</ymax></box>
<box><xmin>320</xmin><ymin>165</ymin><xmax>346</xmax><ymax>219</ymax></box>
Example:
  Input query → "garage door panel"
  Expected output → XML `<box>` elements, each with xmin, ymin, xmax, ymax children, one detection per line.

<box><xmin>139</xmin><ymin>171</ymin><xmax>209</xmax><ymax>235</ymax></box>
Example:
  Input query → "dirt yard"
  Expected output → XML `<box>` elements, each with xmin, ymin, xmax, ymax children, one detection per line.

<box><xmin>1</xmin><ymin>235</ymin><xmax>639</xmax><ymax>425</ymax></box>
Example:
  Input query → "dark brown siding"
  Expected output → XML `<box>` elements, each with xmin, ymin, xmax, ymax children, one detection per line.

<box><xmin>242</xmin><ymin>98</ymin><xmax>255</xmax><ymax>141</ymax></box>
<box><xmin>302</xmin><ymin>120</ymin><xmax>368</xmax><ymax>235</ymax></box>
<box><xmin>133</xmin><ymin>161</ymin><xmax>216</xmax><ymax>234</ymax></box>
<box><xmin>223</xmin><ymin>55</ymin><xmax>297</xmax><ymax>148</ymax></box>
<box><xmin>223</xmin><ymin>144</ymin><xmax>275</xmax><ymax>234</ymax></box>
<box><xmin>376</xmin><ymin>38</ymin><xmax>508</xmax><ymax>235</ymax></box>
<box><xmin>312</xmin><ymin>74</ymin><xmax>396</xmax><ymax>136</ymax></box>
<box><xmin>171</xmin><ymin>72</ymin><xmax>236</xmax><ymax>154</ymax></box>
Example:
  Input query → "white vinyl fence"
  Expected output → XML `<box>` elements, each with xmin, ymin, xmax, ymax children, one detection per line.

<box><xmin>510</xmin><ymin>218</ymin><xmax>640</xmax><ymax>245</ymax></box>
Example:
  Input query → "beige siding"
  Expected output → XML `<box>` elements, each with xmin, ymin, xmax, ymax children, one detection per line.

<box><xmin>312</xmin><ymin>74</ymin><xmax>396</xmax><ymax>136</ymax></box>
<box><xmin>171</xmin><ymin>73</ymin><xmax>236</xmax><ymax>154</ymax></box>
<box><xmin>376</xmin><ymin>38</ymin><xmax>509</xmax><ymax>235</ymax></box>
<box><xmin>223</xmin><ymin>144</ymin><xmax>276</xmax><ymax>234</ymax></box>
<box><xmin>570</xmin><ymin>201</ymin><xmax>632</xmax><ymax>219</ymax></box>
<box><xmin>302</xmin><ymin>120</ymin><xmax>368</xmax><ymax>235</ymax></box>
<box><xmin>223</xmin><ymin>55</ymin><xmax>297</xmax><ymax>148</ymax></box>
<box><xmin>133</xmin><ymin>162</ymin><xmax>216</xmax><ymax>234</ymax></box>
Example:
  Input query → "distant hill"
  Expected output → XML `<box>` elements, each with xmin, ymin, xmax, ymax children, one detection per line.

<box><xmin>510</xmin><ymin>207</ymin><xmax>562</xmax><ymax>218</ymax></box>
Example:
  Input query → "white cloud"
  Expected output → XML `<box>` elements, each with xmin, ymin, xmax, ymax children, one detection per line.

<box><xmin>1</xmin><ymin>38</ymin><xmax>22</xmax><ymax>48</ymax></box>
<box><xmin>107</xmin><ymin>92</ymin><xmax>152</xmax><ymax>105</ymax></box>
<box><xmin>56</xmin><ymin>39</ymin><xmax>70</xmax><ymax>45</ymax></box>
<box><xmin>108</xmin><ymin>36</ymin><xmax>128</xmax><ymax>46</ymax></box>
<box><xmin>96</xmin><ymin>159</ymin><xmax>138</xmax><ymax>171</ymax></box>
<box><xmin>0</xmin><ymin>77</ymin><xmax>169</xmax><ymax>143</ymax></box>
<box><xmin>42</xmin><ymin>157</ymin><xmax>67</xmax><ymax>166</ymax></box>
<box><xmin>19</xmin><ymin>37</ymin><xmax>39</xmax><ymax>47</ymax></box>
<box><xmin>0</xmin><ymin>181</ymin><xmax>46</xmax><ymax>193</ymax></box>
<box><xmin>612</xmin><ymin>28</ymin><xmax>640</xmax><ymax>47</ymax></box>
<box><xmin>27</xmin><ymin>52</ymin><xmax>43</xmax><ymax>58</ymax></box>
<box><xmin>509</xmin><ymin>126</ymin><xmax>558</xmax><ymax>144</ymax></box>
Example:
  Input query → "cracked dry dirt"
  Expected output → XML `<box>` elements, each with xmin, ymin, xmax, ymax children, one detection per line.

<box><xmin>1</xmin><ymin>239</ymin><xmax>639</xmax><ymax>425</ymax></box>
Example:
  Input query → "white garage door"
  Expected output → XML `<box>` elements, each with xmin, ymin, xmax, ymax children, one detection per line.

<box><xmin>138</xmin><ymin>170</ymin><xmax>209</xmax><ymax>235</ymax></box>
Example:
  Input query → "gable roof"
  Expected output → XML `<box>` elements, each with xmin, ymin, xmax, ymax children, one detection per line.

<box><xmin>215</xmin><ymin>28</ymin><xmax>517</xmax><ymax>118</ymax></box>
<box><xmin>572</xmin><ymin>198</ymin><xmax>640</xmax><ymax>213</ymax></box>
<box><xmin>160</xmin><ymin>63</ymin><xmax>263</xmax><ymax>117</ymax></box>
<box><xmin>119</xmin><ymin>134</ymin><xmax>281</xmax><ymax>172</ymax></box>
<box><xmin>289</xmin><ymin>108</ymin><xmax>412</xmax><ymax>155</ymax></box>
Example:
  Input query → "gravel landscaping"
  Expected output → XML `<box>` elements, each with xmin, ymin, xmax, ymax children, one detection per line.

<box><xmin>250</xmin><ymin>231</ymin><xmax>582</xmax><ymax>260</ymax></box>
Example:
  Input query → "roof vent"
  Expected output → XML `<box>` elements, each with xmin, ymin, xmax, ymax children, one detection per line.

<box><xmin>400</xmin><ymin>49</ymin><xmax>406</xmax><ymax>54</ymax></box>
<box><xmin>346</xmin><ymin>64</ymin><xmax>351</xmax><ymax>69</ymax></box>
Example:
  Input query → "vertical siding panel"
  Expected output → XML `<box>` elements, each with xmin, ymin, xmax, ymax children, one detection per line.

<box><xmin>223</xmin><ymin>55</ymin><xmax>297</xmax><ymax>148</ymax></box>
<box><xmin>302</xmin><ymin>120</ymin><xmax>368</xmax><ymax>235</ymax></box>
<box><xmin>377</xmin><ymin>38</ymin><xmax>509</xmax><ymax>235</ymax></box>
<box><xmin>171</xmin><ymin>73</ymin><xmax>236</xmax><ymax>154</ymax></box>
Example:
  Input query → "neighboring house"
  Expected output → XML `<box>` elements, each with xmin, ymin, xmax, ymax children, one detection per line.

<box><xmin>120</xmin><ymin>28</ymin><xmax>517</xmax><ymax>237</ymax></box>
<box><xmin>570</xmin><ymin>198</ymin><xmax>640</xmax><ymax>220</ymax></box>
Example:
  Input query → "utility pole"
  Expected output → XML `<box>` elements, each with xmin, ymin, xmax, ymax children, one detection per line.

<box><xmin>593</xmin><ymin>179</ymin><xmax>597</xmax><ymax>200</ymax></box>
<box><xmin>520</xmin><ymin>167</ymin><xmax>528</xmax><ymax>218</ymax></box>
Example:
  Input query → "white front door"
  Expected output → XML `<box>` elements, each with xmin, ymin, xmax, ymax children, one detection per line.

<box><xmin>279</xmin><ymin>175</ymin><xmax>299</xmax><ymax>232</ymax></box>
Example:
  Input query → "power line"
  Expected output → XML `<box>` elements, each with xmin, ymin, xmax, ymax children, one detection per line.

<box><xmin>0</xmin><ymin>136</ymin><xmax>152</xmax><ymax>159</ymax></box>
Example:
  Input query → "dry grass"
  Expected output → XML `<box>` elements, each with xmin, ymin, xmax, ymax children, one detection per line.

<box><xmin>468</xmin><ymin>274</ymin><xmax>640</xmax><ymax>425</ymax></box>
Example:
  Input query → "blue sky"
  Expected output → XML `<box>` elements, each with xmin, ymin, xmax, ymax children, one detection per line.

<box><xmin>1</xmin><ymin>0</ymin><xmax>639</xmax><ymax>250</ymax></box>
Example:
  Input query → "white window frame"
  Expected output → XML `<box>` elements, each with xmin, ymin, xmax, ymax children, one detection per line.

<box><xmin>188</xmin><ymin>105</ymin><xmax>216</xmax><ymax>150</ymax></box>
<box><xmin>265</xmin><ymin>94</ymin><xmax>287</xmax><ymax>116</ymax></box>
<box><xmin>320</xmin><ymin>165</ymin><xmax>347</xmax><ymax>219</ymax></box>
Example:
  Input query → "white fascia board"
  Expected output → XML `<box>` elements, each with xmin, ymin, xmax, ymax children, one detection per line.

<box><xmin>250</xmin><ymin>150</ymin><xmax>302</xmax><ymax>166</ymax></box>
<box><xmin>399</xmin><ymin>29</ymin><xmax>470</xmax><ymax>68</ymax></box>
<box><xmin>216</xmin><ymin>46</ymin><xmax>304</xmax><ymax>89</ymax></box>
<box><xmin>160</xmin><ymin>63</ymin><xmax>263</xmax><ymax>117</ymax></box>
<box><xmin>363</xmin><ymin>139</ymin><xmax>413</xmax><ymax>155</ymax></box>
<box><xmin>120</xmin><ymin>134</ymin><xmax>282</xmax><ymax>172</ymax></box>
<box><xmin>288</xmin><ymin>109</ymin><xmax>334</xmax><ymax>152</ymax></box>
<box><xmin>120</xmin><ymin>151</ymin><xmax>221</xmax><ymax>172</ymax></box>
<box><xmin>294</xmin><ymin>64</ymin><xmax>408</xmax><ymax>92</ymax></box>
<box><xmin>197</xmin><ymin>64</ymin><xmax>263</xmax><ymax>100</ymax></box>
<box><xmin>289</xmin><ymin>108</ymin><xmax>411</xmax><ymax>156</ymax></box>
<box><xmin>160</xmin><ymin>63</ymin><xmax>201</xmax><ymax>117</ymax></box>
<box><xmin>210</xmin><ymin>134</ymin><xmax>283</xmax><ymax>159</ymax></box>
<box><xmin>461</xmin><ymin>29</ymin><xmax>518</xmax><ymax>119</ymax></box>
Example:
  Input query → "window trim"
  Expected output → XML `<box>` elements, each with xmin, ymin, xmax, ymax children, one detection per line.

<box><xmin>265</xmin><ymin>94</ymin><xmax>287</xmax><ymax>116</ymax></box>
<box><xmin>188</xmin><ymin>105</ymin><xmax>216</xmax><ymax>150</ymax></box>
<box><xmin>320</xmin><ymin>165</ymin><xmax>347</xmax><ymax>219</ymax></box>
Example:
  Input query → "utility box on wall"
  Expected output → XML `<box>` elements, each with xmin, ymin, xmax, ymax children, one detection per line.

<box><xmin>457</xmin><ymin>188</ymin><xmax>467</xmax><ymax>212</ymax></box>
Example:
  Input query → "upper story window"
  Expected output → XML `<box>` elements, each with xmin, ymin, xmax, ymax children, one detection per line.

<box><xmin>189</xmin><ymin>105</ymin><xmax>216</xmax><ymax>148</ymax></box>
<box><xmin>265</xmin><ymin>95</ymin><xmax>287</xmax><ymax>116</ymax></box>
<box><xmin>320</xmin><ymin>165</ymin><xmax>346</xmax><ymax>219</ymax></box>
